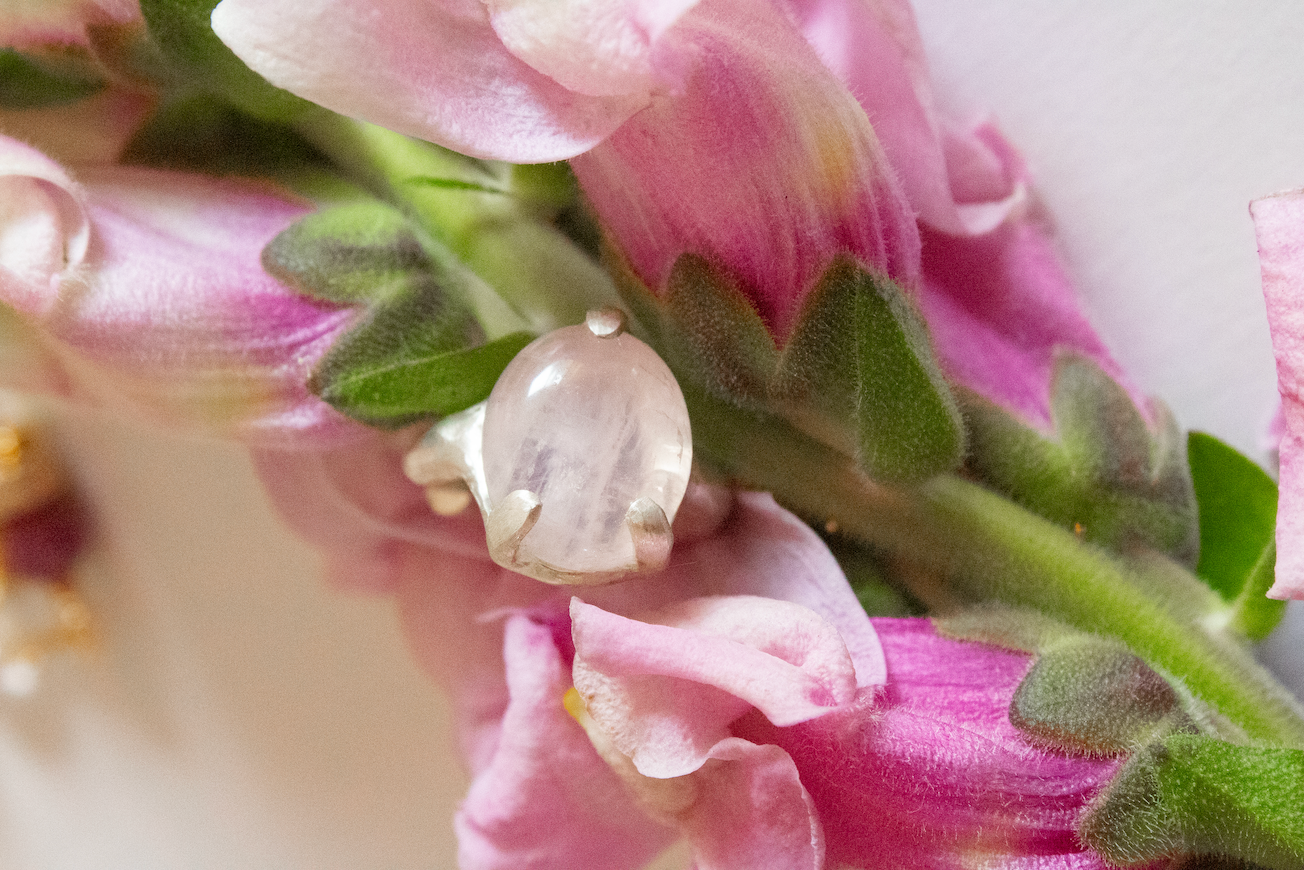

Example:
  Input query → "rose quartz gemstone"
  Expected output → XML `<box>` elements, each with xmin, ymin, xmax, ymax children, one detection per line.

<box><xmin>482</xmin><ymin>323</ymin><xmax>691</xmax><ymax>574</ymax></box>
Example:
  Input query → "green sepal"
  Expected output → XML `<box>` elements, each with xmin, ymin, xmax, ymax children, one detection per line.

<box><xmin>633</xmin><ymin>254</ymin><xmax>963</xmax><ymax>484</ymax></box>
<box><xmin>963</xmin><ymin>355</ymin><xmax>1198</xmax><ymax>562</ymax></box>
<box><xmin>1082</xmin><ymin>734</ymin><xmax>1304</xmax><ymax>869</ymax></box>
<box><xmin>774</xmin><ymin>258</ymin><xmax>964</xmax><ymax>483</ymax></box>
<box><xmin>312</xmin><ymin>331</ymin><xmax>533</xmax><ymax>428</ymax></box>
<box><xmin>120</xmin><ymin>94</ymin><xmax>329</xmax><ymax>182</ymax></box>
<box><xmin>0</xmin><ymin>47</ymin><xmax>105</xmax><ymax>109</ymax></box>
<box><xmin>845</xmin><ymin>260</ymin><xmax>964</xmax><ymax>483</ymax></box>
<box><xmin>265</xmin><ymin>200</ymin><xmax>529</xmax><ymax>426</ymax></box>
<box><xmin>1010</xmin><ymin>636</ymin><xmax>1190</xmax><ymax>755</ymax></box>
<box><xmin>139</xmin><ymin>0</ymin><xmax>313</xmax><ymax>120</ymax></box>
<box><xmin>938</xmin><ymin>608</ymin><xmax>1198</xmax><ymax>755</ymax></box>
<box><xmin>263</xmin><ymin>201</ymin><xmax>429</xmax><ymax>305</ymax></box>
<box><xmin>659</xmin><ymin>255</ymin><xmax>778</xmax><ymax>406</ymax></box>
<box><xmin>1187</xmin><ymin>431</ymin><xmax>1284</xmax><ymax>639</ymax></box>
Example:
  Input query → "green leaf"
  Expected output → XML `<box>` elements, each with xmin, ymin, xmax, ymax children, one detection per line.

<box><xmin>404</xmin><ymin>176</ymin><xmax>510</xmax><ymax>195</ymax></box>
<box><xmin>313</xmin><ymin>331</ymin><xmax>533</xmax><ymax>427</ymax></box>
<box><xmin>1187</xmin><ymin>432</ymin><xmax>1284</xmax><ymax>633</ymax></box>
<box><xmin>139</xmin><ymin>0</ymin><xmax>313</xmax><ymax>120</ymax></box>
<box><xmin>848</xmin><ymin>262</ymin><xmax>965</xmax><ymax>483</ymax></box>
<box><xmin>263</xmin><ymin>201</ymin><xmax>430</xmax><ymax>305</ymax></box>
<box><xmin>962</xmin><ymin>356</ymin><xmax>1199</xmax><ymax>562</ymax></box>
<box><xmin>0</xmin><ymin>47</ymin><xmax>104</xmax><ymax>109</ymax></box>
<box><xmin>660</xmin><ymin>254</ymin><xmax>778</xmax><ymax>405</ymax></box>
<box><xmin>1082</xmin><ymin>733</ymin><xmax>1304</xmax><ymax>869</ymax></box>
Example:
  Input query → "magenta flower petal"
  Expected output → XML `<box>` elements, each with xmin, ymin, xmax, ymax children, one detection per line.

<box><xmin>571</xmin><ymin>594</ymin><xmax>859</xmax><ymax>778</ymax></box>
<box><xmin>211</xmin><ymin>0</ymin><xmax>645</xmax><ymax>162</ymax></box>
<box><xmin>917</xmin><ymin>215</ymin><xmax>1136</xmax><ymax>429</ymax></box>
<box><xmin>0</xmin><ymin>137</ymin><xmax>369</xmax><ymax>446</ymax></box>
<box><xmin>741</xmin><ymin>619</ymin><xmax>1121</xmax><ymax>869</ymax></box>
<box><xmin>571</xmin><ymin>0</ymin><xmax>919</xmax><ymax>340</ymax></box>
<box><xmin>456</xmin><ymin>612</ymin><xmax>675</xmax><ymax>870</ymax></box>
<box><xmin>1251</xmin><ymin>188</ymin><xmax>1304</xmax><ymax>599</ymax></box>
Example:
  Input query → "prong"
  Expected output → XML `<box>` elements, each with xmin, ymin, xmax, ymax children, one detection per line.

<box><xmin>424</xmin><ymin>482</ymin><xmax>473</xmax><ymax>516</ymax></box>
<box><xmin>403</xmin><ymin>438</ymin><xmax>468</xmax><ymax>488</ymax></box>
<box><xmin>626</xmin><ymin>497</ymin><xmax>673</xmax><ymax>571</ymax></box>
<box><xmin>585</xmin><ymin>307</ymin><xmax>627</xmax><ymax>339</ymax></box>
<box><xmin>486</xmin><ymin>489</ymin><xmax>542</xmax><ymax>566</ymax></box>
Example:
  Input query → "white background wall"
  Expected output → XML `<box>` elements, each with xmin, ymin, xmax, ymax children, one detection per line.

<box><xmin>2</xmin><ymin>4</ymin><xmax>1302</xmax><ymax>868</ymax></box>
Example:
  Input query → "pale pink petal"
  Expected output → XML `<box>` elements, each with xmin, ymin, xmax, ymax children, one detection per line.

<box><xmin>0</xmin><ymin>137</ymin><xmax>89</xmax><ymax>317</ymax></box>
<box><xmin>571</xmin><ymin>595</ymin><xmax>858</xmax><ymax>778</ymax></box>
<box><xmin>641</xmin><ymin>492</ymin><xmax>885</xmax><ymax>688</ymax></box>
<box><xmin>210</xmin><ymin>0</ymin><xmax>645</xmax><ymax>162</ymax></box>
<box><xmin>486</xmin><ymin>0</ymin><xmax>699</xmax><ymax>98</ymax></box>
<box><xmin>570</xmin><ymin>0</ymin><xmax>919</xmax><ymax>340</ymax></box>
<box><xmin>1252</xmin><ymin>188</ymin><xmax>1304</xmax><ymax>599</ymax></box>
<box><xmin>252</xmin><ymin>430</ymin><xmax>492</xmax><ymax>593</ymax></box>
<box><xmin>682</xmin><ymin>738</ymin><xmax>822</xmax><ymax>870</ymax></box>
<box><xmin>917</xmin><ymin>216</ymin><xmax>1134</xmax><ymax>429</ymax></box>
<box><xmin>456</xmin><ymin>613</ymin><xmax>674</xmax><ymax>870</ymax></box>
<box><xmin>2</xmin><ymin>156</ymin><xmax>367</xmax><ymax>446</ymax></box>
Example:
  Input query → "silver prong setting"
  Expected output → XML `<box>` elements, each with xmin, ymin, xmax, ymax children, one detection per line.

<box><xmin>585</xmin><ymin>307</ymin><xmax>627</xmax><ymax>339</ymax></box>
<box><xmin>626</xmin><ymin>497</ymin><xmax>673</xmax><ymax>572</ymax></box>
<box><xmin>486</xmin><ymin>489</ymin><xmax>542</xmax><ymax>566</ymax></box>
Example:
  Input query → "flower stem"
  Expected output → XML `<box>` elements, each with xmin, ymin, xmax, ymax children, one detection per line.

<box><xmin>293</xmin><ymin>114</ymin><xmax>618</xmax><ymax>334</ymax></box>
<box><xmin>686</xmin><ymin>384</ymin><xmax>1304</xmax><ymax>747</ymax></box>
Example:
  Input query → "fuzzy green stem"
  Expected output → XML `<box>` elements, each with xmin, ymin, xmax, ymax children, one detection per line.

<box><xmin>687</xmin><ymin>385</ymin><xmax>1304</xmax><ymax>747</ymax></box>
<box><xmin>293</xmin><ymin>114</ymin><xmax>618</xmax><ymax>333</ymax></box>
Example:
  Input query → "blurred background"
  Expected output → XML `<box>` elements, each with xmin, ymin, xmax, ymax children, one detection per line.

<box><xmin>2</xmin><ymin>3</ymin><xmax>1302</xmax><ymax>868</ymax></box>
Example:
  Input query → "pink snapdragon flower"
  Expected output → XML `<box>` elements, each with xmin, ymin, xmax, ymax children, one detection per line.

<box><xmin>254</xmin><ymin>449</ymin><xmax>1118</xmax><ymax>869</ymax></box>
<box><xmin>1251</xmin><ymin>189</ymin><xmax>1304</xmax><ymax>599</ymax></box>
<box><xmin>212</xmin><ymin>0</ymin><xmax>1133</xmax><ymax>426</ymax></box>
<box><xmin>0</xmin><ymin>135</ymin><xmax>367</xmax><ymax>446</ymax></box>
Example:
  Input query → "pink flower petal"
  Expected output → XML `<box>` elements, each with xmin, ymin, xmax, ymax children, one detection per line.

<box><xmin>251</xmin><ymin>430</ymin><xmax>492</xmax><ymax>594</ymax></box>
<box><xmin>571</xmin><ymin>595</ymin><xmax>858</xmax><ymax>778</ymax></box>
<box><xmin>741</xmin><ymin>619</ymin><xmax>1120</xmax><ymax>869</ymax></box>
<box><xmin>485</xmin><ymin>0</ymin><xmax>699</xmax><ymax>98</ymax></box>
<box><xmin>0</xmin><ymin>88</ymin><xmax>156</xmax><ymax>166</ymax></box>
<box><xmin>570</xmin><ymin>0</ymin><xmax>919</xmax><ymax>340</ymax></box>
<box><xmin>456</xmin><ymin>613</ymin><xmax>674</xmax><ymax>870</ymax></box>
<box><xmin>1252</xmin><ymin>188</ymin><xmax>1304</xmax><ymax>599</ymax></box>
<box><xmin>643</xmin><ymin>492</ymin><xmax>885</xmax><ymax>688</ymax></box>
<box><xmin>210</xmin><ymin>0</ymin><xmax>645</xmax><ymax>162</ymax></box>
<box><xmin>0</xmin><ymin>137</ymin><xmax>89</xmax><ymax>317</ymax></box>
<box><xmin>681</xmin><ymin>737</ymin><xmax>823</xmax><ymax>870</ymax></box>
<box><xmin>917</xmin><ymin>213</ymin><xmax>1135</xmax><ymax>429</ymax></box>
<box><xmin>790</xmin><ymin>0</ymin><xmax>1023</xmax><ymax>236</ymax></box>
<box><xmin>0</xmin><ymin>139</ymin><xmax>368</xmax><ymax>446</ymax></box>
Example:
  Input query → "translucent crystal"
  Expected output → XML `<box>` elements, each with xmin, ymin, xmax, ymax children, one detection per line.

<box><xmin>481</xmin><ymin>321</ymin><xmax>691</xmax><ymax>575</ymax></box>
